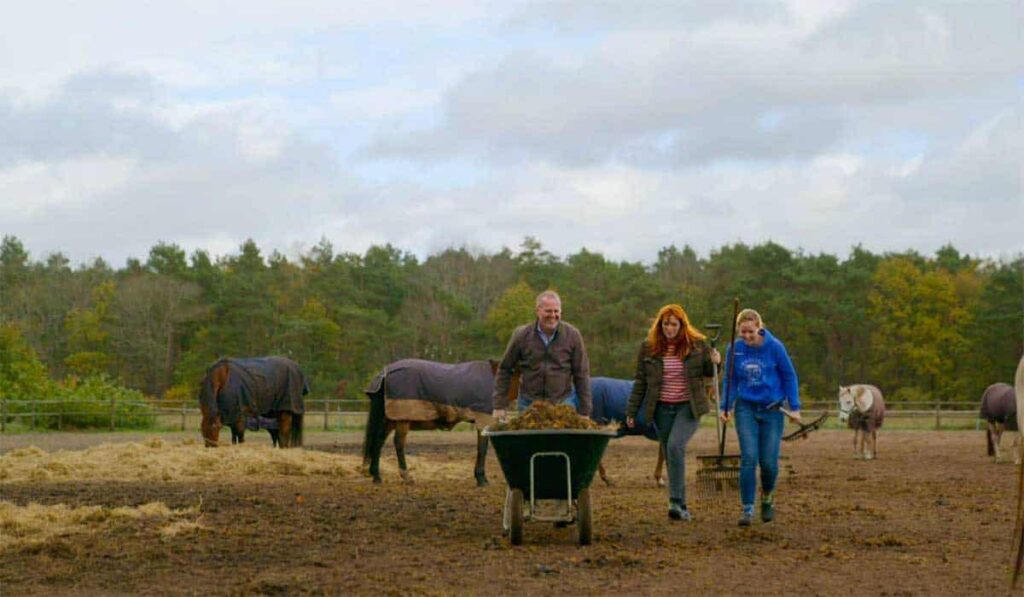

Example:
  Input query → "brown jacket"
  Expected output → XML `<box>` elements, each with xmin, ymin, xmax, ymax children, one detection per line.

<box><xmin>626</xmin><ymin>340</ymin><xmax>715</xmax><ymax>422</ymax></box>
<box><xmin>493</xmin><ymin>321</ymin><xmax>592</xmax><ymax>416</ymax></box>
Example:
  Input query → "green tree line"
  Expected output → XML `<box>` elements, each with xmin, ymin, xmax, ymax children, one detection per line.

<box><xmin>1</xmin><ymin>234</ymin><xmax>1021</xmax><ymax>407</ymax></box>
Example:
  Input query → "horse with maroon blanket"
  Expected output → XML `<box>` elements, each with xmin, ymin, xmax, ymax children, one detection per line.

<box><xmin>838</xmin><ymin>384</ymin><xmax>886</xmax><ymax>460</ymax></box>
<box><xmin>198</xmin><ymin>356</ymin><xmax>309</xmax><ymax>448</ymax></box>
<box><xmin>362</xmin><ymin>359</ymin><xmax>517</xmax><ymax>486</ymax></box>
<box><xmin>980</xmin><ymin>382</ymin><xmax>1019</xmax><ymax>464</ymax></box>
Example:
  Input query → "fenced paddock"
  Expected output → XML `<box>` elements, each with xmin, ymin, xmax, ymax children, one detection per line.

<box><xmin>0</xmin><ymin>426</ymin><xmax>1019</xmax><ymax>594</ymax></box>
<box><xmin>0</xmin><ymin>398</ymin><xmax>988</xmax><ymax>433</ymax></box>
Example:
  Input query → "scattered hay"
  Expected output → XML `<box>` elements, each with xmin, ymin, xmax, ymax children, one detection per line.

<box><xmin>0</xmin><ymin>439</ymin><xmax>483</xmax><ymax>484</ymax></box>
<box><xmin>0</xmin><ymin>441</ymin><xmax>360</xmax><ymax>484</ymax></box>
<box><xmin>0</xmin><ymin>500</ymin><xmax>201</xmax><ymax>554</ymax></box>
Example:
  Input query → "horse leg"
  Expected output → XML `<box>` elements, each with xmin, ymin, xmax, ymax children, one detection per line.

<box><xmin>474</xmin><ymin>427</ymin><xmax>489</xmax><ymax>487</ymax></box>
<box><xmin>278</xmin><ymin>413</ymin><xmax>293</xmax><ymax>448</ymax></box>
<box><xmin>1015</xmin><ymin>432</ymin><xmax>1021</xmax><ymax>466</ymax></box>
<box><xmin>987</xmin><ymin>422</ymin><xmax>996</xmax><ymax>459</ymax></box>
<box><xmin>597</xmin><ymin>461</ymin><xmax>612</xmax><ymax>486</ymax></box>
<box><xmin>654</xmin><ymin>444</ymin><xmax>666</xmax><ymax>487</ymax></box>
<box><xmin>994</xmin><ymin>424</ymin><xmax>1004</xmax><ymax>463</ymax></box>
<box><xmin>369</xmin><ymin>421</ymin><xmax>393</xmax><ymax>484</ymax></box>
<box><xmin>395</xmin><ymin>421</ymin><xmax>413</xmax><ymax>483</ymax></box>
<box><xmin>866</xmin><ymin>430</ymin><xmax>876</xmax><ymax>460</ymax></box>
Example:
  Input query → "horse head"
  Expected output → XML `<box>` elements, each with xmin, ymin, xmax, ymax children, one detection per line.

<box><xmin>839</xmin><ymin>385</ymin><xmax>875</xmax><ymax>424</ymax></box>
<box><xmin>198</xmin><ymin>360</ymin><xmax>232</xmax><ymax>447</ymax></box>
<box><xmin>837</xmin><ymin>386</ymin><xmax>855</xmax><ymax>423</ymax></box>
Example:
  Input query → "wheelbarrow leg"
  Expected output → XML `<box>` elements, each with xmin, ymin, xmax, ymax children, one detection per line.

<box><xmin>577</xmin><ymin>488</ymin><xmax>593</xmax><ymax>546</ymax></box>
<box><xmin>508</xmin><ymin>488</ymin><xmax>524</xmax><ymax>546</ymax></box>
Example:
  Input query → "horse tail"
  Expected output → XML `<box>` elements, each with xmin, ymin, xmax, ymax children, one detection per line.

<box><xmin>291</xmin><ymin>413</ymin><xmax>304</xmax><ymax>447</ymax></box>
<box><xmin>363</xmin><ymin>389</ymin><xmax>387</xmax><ymax>462</ymax></box>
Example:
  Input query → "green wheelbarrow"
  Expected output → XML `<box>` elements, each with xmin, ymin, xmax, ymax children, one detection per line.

<box><xmin>482</xmin><ymin>428</ymin><xmax>617</xmax><ymax>546</ymax></box>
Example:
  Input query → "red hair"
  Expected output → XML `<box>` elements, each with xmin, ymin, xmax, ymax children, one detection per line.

<box><xmin>646</xmin><ymin>304</ymin><xmax>706</xmax><ymax>359</ymax></box>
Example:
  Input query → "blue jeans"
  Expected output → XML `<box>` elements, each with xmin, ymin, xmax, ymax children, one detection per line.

<box><xmin>734</xmin><ymin>399</ymin><xmax>784</xmax><ymax>508</ymax></box>
<box><xmin>654</xmin><ymin>402</ymin><xmax>700</xmax><ymax>505</ymax></box>
<box><xmin>517</xmin><ymin>389</ymin><xmax>579</xmax><ymax>412</ymax></box>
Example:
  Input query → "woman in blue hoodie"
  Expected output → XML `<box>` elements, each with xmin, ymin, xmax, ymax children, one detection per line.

<box><xmin>719</xmin><ymin>308</ymin><xmax>801</xmax><ymax>527</ymax></box>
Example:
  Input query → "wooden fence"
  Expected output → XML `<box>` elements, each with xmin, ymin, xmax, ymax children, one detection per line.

<box><xmin>0</xmin><ymin>398</ymin><xmax>987</xmax><ymax>433</ymax></box>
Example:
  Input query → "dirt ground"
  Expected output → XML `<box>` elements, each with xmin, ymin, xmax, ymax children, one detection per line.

<box><xmin>1</xmin><ymin>428</ymin><xmax>1020</xmax><ymax>595</ymax></box>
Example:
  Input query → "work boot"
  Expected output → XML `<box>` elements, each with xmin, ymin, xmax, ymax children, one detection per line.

<box><xmin>761</xmin><ymin>493</ymin><xmax>775</xmax><ymax>523</ymax></box>
<box><xmin>738</xmin><ymin>506</ymin><xmax>754</xmax><ymax>527</ymax></box>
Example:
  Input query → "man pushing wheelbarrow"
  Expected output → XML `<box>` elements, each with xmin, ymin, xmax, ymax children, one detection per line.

<box><xmin>489</xmin><ymin>290</ymin><xmax>604</xmax><ymax>545</ymax></box>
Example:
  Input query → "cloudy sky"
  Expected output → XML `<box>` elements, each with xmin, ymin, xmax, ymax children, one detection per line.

<box><xmin>1</xmin><ymin>0</ymin><xmax>1021</xmax><ymax>267</ymax></box>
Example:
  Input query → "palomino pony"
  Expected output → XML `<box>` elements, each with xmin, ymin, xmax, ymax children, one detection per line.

<box><xmin>590</xmin><ymin>377</ymin><xmax>665</xmax><ymax>487</ymax></box>
<box><xmin>980</xmin><ymin>382</ymin><xmax>1019</xmax><ymax>464</ymax></box>
<box><xmin>198</xmin><ymin>357</ymin><xmax>309</xmax><ymax>448</ymax></box>
<box><xmin>362</xmin><ymin>359</ymin><xmax>518</xmax><ymax>486</ymax></box>
<box><xmin>1011</xmin><ymin>354</ymin><xmax>1024</xmax><ymax>589</ymax></box>
<box><xmin>838</xmin><ymin>384</ymin><xmax>886</xmax><ymax>460</ymax></box>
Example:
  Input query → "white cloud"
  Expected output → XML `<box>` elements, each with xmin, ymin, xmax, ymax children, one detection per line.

<box><xmin>0</xmin><ymin>1</ymin><xmax>1020</xmax><ymax>266</ymax></box>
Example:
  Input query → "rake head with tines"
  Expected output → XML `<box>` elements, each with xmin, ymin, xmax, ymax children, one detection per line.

<box><xmin>695</xmin><ymin>452</ymin><xmax>741</xmax><ymax>499</ymax></box>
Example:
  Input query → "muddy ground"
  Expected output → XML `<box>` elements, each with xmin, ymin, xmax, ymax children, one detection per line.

<box><xmin>1</xmin><ymin>429</ymin><xmax>1020</xmax><ymax>595</ymax></box>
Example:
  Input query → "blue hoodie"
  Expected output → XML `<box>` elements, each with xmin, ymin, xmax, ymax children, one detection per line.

<box><xmin>720</xmin><ymin>328</ymin><xmax>800</xmax><ymax>412</ymax></box>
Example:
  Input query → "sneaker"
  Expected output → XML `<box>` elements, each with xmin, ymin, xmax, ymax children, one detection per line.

<box><xmin>738</xmin><ymin>509</ymin><xmax>754</xmax><ymax>527</ymax></box>
<box><xmin>761</xmin><ymin>492</ymin><xmax>775</xmax><ymax>523</ymax></box>
<box><xmin>668</xmin><ymin>503</ymin><xmax>692</xmax><ymax>521</ymax></box>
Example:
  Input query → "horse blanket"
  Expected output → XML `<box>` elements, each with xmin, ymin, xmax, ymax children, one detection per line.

<box><xmin>201</xmin><ymin>357</ymin><xmax>309</xmax><ymax>426</ymax></box>
<box><xmin>848</xmin><ymin>385</ymin><xmax>886</xmax><ymax>432</ymax></box>
<box><xmin>365</xmin><ymin>359</ymin><xmax>495</xmax><ymax>424</ymax></box>
<box><xmin>591</xmin><ymin>377</ymin><xmax>657</xmax><ymax>440</ymax></box>
<box><xmin>246</xmin><ymin>415</ymin><xmax>280</xmax><ymax>431</ymax></box>
<box><xmin>980</xmin><ymin>383</ymin><xmax>1018</xmax><ymax>431</ymax></box>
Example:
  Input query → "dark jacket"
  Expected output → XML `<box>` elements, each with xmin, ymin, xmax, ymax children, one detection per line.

<box><xmin>493</xmin><ymin>320</ymin><xmax>592</xmax><ymax>416</ymax></box>
<box><xmin>626</xmin><ymin>340</ymin><xmax>715</xmax><ymax>422</ymax></box>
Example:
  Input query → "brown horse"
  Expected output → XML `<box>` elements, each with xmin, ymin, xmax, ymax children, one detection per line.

<box><xmin>198</xmin><ymin>357</ymin><xmax>309</xmax><ymax>448</ymax></box>
<box><xmin>1011</xmin><ymin>354</ymin><xmax>1024</xmax><ymax>589</ymax></box>
<box><xmin>362</xmin><ymin>359</ymin><xmax>518</xmax><ymax>486</ymax></box>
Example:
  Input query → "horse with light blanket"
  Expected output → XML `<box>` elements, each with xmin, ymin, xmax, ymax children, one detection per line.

<box><xmin>362</xmin><ymin>359</ymin><xmax>514</xmax><ymax>486</ymax></box>
<box><xmin>980</xmin><ymin>382</ymin><xmax>1019</xmax><ymax>464</ymax></box>
<box><xmin>838</xmin><ymin>384</ymin><xmax>886</xmax><ymax>460</ymax></box>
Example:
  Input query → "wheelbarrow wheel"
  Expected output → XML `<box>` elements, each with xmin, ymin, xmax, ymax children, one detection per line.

<box><xmin>509</xmin><ymin>489</ymin><xmax>524</xmax><ymax>546</ymax></box>
<box><xmin>577</xmin><ymin>487</ymin><xmax>593</xmax><ymax>546</ymax></box>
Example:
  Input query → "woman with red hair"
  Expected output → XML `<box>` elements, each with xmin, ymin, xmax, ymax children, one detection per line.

<box><xmin>626</xmin><ymin>304</ymin><xmax>720</xmax><ymax>521</ymax></box>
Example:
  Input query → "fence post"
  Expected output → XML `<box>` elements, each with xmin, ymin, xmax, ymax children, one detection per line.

<box><xmin>31</xmin><ymin>396</ymin><xmax>36</xmax><ymax>430</ymax></box>
<box><xmin>181</xmin><ymin>403</ymin><xmax>187</xmax><ymax>431</ymax></box>
<box><xmin>110</xmin><ymin>394</ymin><xmax>116</xmax><ymax>431</ymax></box>
<box><xmin>934</xmin><ymin>401</ymin><xmax>941</xmax><ymax>430</ymax></box>
<box><xmin>1</xmin><ymin>398</ymin><xmax>6</xmax><ymax>433</ymax></box>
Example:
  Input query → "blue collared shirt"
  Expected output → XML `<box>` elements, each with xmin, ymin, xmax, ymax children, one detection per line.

<box><xmin>536</xmin><ymin>323</ymin><xmax>557</xmax><ymax>347</ymax></box>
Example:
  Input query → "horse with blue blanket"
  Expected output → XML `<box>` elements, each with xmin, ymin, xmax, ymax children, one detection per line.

<box><xmin>591</xmin><ymin>376</ymin><xmax>666</xmax><ymax>486</ymax></box>
<box><xmin>362</xmin><ymin>359</ymin><xmax>520</xmax><ymax>486</ymax></box>
<box><xmin>198</xmin><ymin>356</ymin><xmax>308</xmax><ymax>448</ymax></box>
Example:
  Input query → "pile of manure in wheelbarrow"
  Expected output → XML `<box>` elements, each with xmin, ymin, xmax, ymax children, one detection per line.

<box><xmin>494</xmin><ymin>401</ymin><xmax>615</xmax><ymax>431</ymax></box>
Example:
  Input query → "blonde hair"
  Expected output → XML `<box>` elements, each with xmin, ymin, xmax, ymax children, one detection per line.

<box><xmin>645</xmin><ymin>304</ymin><xmax>706</xmax><ymax>358</ymax></box>
<box><xmin>736</xmin><ymin>308</ymin><xmax>763</xmax><ymax>328</ymax></box>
